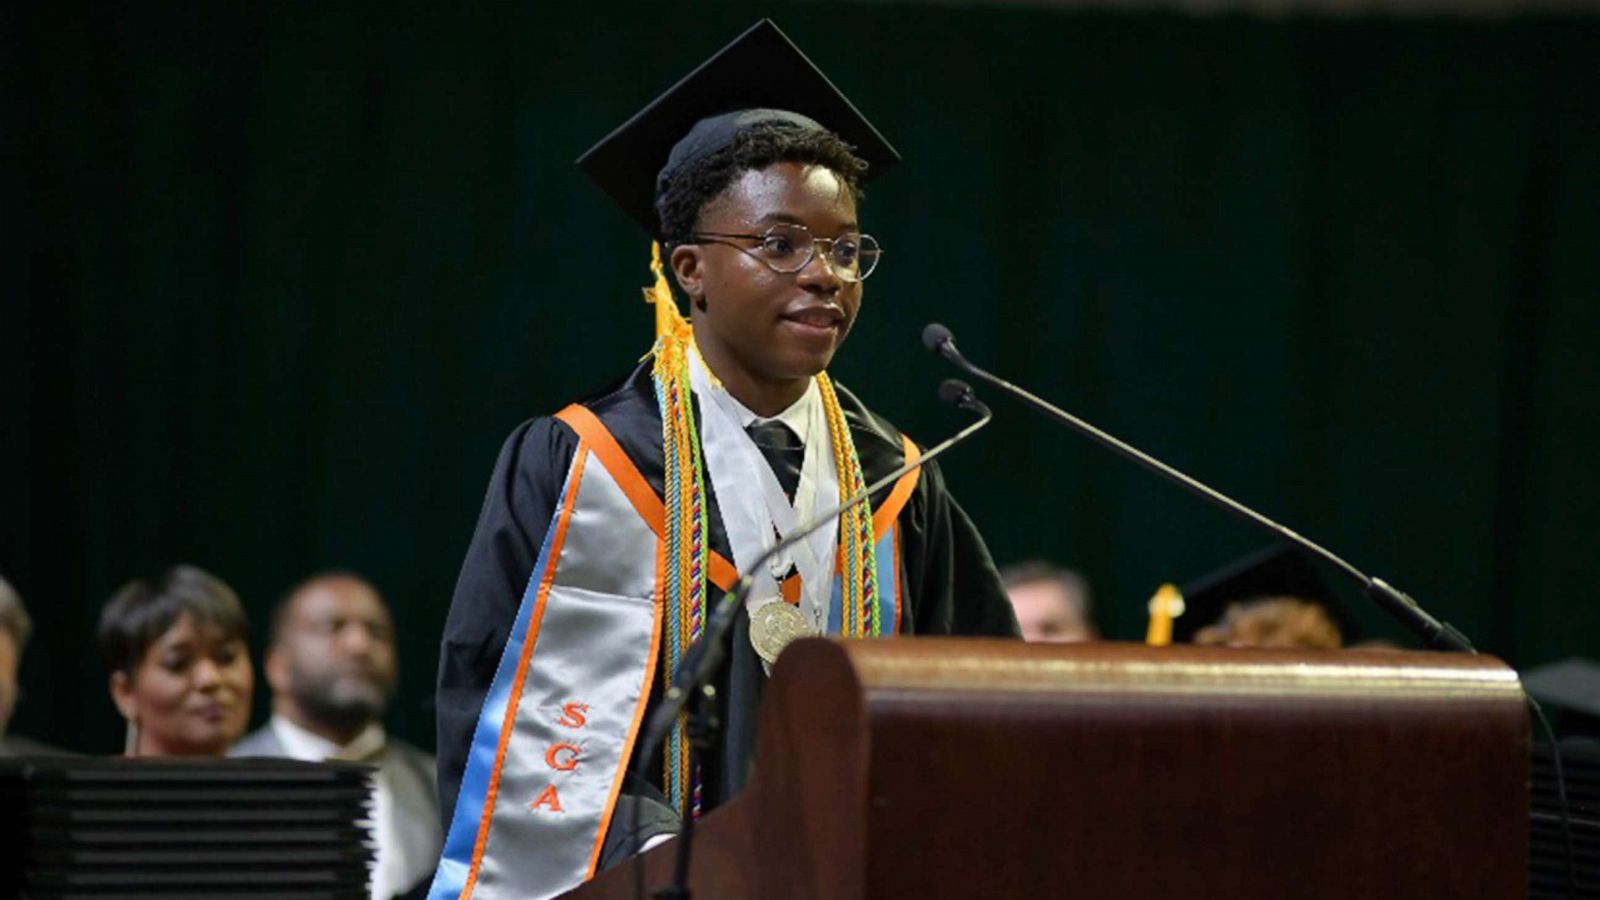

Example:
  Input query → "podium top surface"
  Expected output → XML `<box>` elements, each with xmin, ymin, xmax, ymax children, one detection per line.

<box><xmin>817</xmin><ymin>637</ymin><xmax>1523</xmax><ymax>702</ymax></box>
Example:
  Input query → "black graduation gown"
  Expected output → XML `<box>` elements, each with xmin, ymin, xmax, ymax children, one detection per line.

<box><xmin>434</xmin><ymin>361</ymin><xmax>1019</xmax><ymax>843</ymax></box>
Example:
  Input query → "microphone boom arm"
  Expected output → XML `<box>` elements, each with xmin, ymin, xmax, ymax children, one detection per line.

<box><xmin>922</xmin><ymin>324</ymin><xmax>1473</xmax><ymax>654</ymax></box>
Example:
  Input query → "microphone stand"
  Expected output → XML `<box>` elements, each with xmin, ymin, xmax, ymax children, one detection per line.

<box><xmin>921</xmin><ymin>323</ymin><xmax>1474</xmax><ymax>654</ymax></box>
<box><xmin>642</xmin><ymin>379</ymin><xmax>994</xmax><ymax>900</ymax></box>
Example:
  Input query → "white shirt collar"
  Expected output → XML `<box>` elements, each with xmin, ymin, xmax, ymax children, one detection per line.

<box><xmin>269</xmin><ymin>713</ymin><xmax>386</xmax><ymax>762</ymax></box>
<box><xmin>722</xmin><ymin>377</ymin><xmax>819</xmax><ymax>446</ymax></box>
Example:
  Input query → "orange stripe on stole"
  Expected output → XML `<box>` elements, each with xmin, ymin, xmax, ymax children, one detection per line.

<box><xmin>556</xmin><ymin>404</ymin><xmax>738</xmax><ymax>592</ymax></box>
<box><xmin>872</xmin><ymin>434</ymin><xmax>921</xmax><ymax>540</ymax></box>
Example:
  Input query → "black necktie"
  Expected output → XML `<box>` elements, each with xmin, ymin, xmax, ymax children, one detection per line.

<box><xmin>745</xmin><ymin>419</ymin><xmax>804</xmax><ymax>501</ymax></box>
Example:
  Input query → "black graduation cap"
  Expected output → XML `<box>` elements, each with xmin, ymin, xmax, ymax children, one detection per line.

<box><xmin>1172</xmin><ymin>544</ymin><xmax>1359</xmax><ymax>646</ymax></box>
<box><xmin>576</xmin><ymin>18</ymin><xmax>901</xmax><ymax>237</ymax></box>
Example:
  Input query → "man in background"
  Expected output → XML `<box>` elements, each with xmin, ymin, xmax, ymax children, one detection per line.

<box><xmin>1002</xmin><ymin>561</ymin><xmax>1097</xmax><ymax>643</ymax></box>
<box><xmin>232</xmin><ymin>573</ymin><xmax>440</xmax><ymax>899</ymax></box>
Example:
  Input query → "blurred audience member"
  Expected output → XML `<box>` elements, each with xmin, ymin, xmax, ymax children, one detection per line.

<box><xmin>0</xmin><ymin>576</ymin><xmax>29</xmax><ymax>747</ymax></box>
<box><xmin>98</xmin><ymin>565</ymin><xmax>254</xmax><ymax>757</ymax></box>
<box><xmin>1178</xmin><ymin>545</ymin><xmax>1356</xmax><ymax>650</ymax></box>
<box><xmin>1193</xmin><ymin>596</ymin><xmax>1343</xmax><ymax>650</ymax></box>
<box><xmin>232</xmin><ymin>573</ymin><xmax>440</xmax><ymax>900</ymax></box>
<box><xmin>1002</xmin><ymin>561</ymin><xmax>1097</xmax><ymax>643</ymax></box>
<box><xmin>2</xmin><ymin>575</ymin><xmax>65</xmax><ymax>756</ymax></box>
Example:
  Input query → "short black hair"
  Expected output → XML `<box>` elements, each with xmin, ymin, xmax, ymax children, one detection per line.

<box><xmin>97</xmin><ymin>565</ymin><xmax>249</xmax><ymax>676</ymax></box>
<box><xmin>655</xmin><ymin>121</ymin><xmax>868</xmax><ymax>242</ymax></box>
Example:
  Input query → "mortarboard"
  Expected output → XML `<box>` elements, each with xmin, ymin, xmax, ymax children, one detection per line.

<box><xmin>1173</xmin><ymin>543</ymin><xmax>1360</xmax><ymax>647</ymax></box>
<box><xmin>576</xmin><ymin>18</ymin><xmax>901</xmax><ymax>238</ymax></box>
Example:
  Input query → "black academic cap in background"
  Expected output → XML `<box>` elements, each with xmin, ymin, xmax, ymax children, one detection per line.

<box><xmin>1173</xmin><ymin>543</ymin><xmax>1360</xmax><ymax>645</ymax></box>
<box><xmin>575</xmin><ymin>18</ymin><xmax>901</xmax><ymax>237</ymax></box>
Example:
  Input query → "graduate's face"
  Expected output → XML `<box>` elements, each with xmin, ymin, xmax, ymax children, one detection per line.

<box><xmin>672</xmin><ymin>161</ymin><xmax>861</xmax><ymax>412</ymax></box>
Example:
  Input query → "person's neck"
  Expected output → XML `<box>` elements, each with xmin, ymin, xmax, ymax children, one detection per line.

<box><xmin>275</xmin><ymin>701</ymin><xmax>368</xmax><ymax>748</ymax></box>
<box><xmin>692</xmin><ymin>340</ymin><xmax>808</xmax><ymax>417</ymax></box>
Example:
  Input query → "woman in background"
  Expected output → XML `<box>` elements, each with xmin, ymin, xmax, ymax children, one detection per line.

<box><xmin>98</xmin><ymin>565</ymin><xmax>253</xmax><ymax>757</ymax></box>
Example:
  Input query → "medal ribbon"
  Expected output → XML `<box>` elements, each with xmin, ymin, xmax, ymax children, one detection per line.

<box><xmin>688</xmin><ymin>349</ymin><xmax>838</xmax><ymax>632</ymax></box>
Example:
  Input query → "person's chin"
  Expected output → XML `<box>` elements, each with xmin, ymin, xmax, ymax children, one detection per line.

<box><xmin>330</xmin><ymin>680</ymin><xmax>389</xmax><ymax>711</ymax></box>
<box><xmin>777</xmin><ymin>317</ymin><xmax>849</xmax><ymax>357</ymax></box>
<box><xmin>307</xmin><ymin>686</ymin><xmax>387</xmax><ymax>726</ymax></box>
<box><xmin>772</xmin><ymin>343</ymin><xmax>841</xmax><ymax>380</ymax></box>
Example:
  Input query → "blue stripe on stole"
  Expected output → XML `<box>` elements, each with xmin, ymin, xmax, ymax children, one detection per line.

<box><xmin>429</xmin><ymin>461</ymin><xmax>583</xmax><ymax>899</ymax></box>
<box><xmin>872</xmin><ymin>527</ymin><xmax>898</xmax><ymax>632</ymax></box>
<box><xmin>826</xmin><ymin>526</ymin><xmax>900</xmax><ymax>635</ymax></box>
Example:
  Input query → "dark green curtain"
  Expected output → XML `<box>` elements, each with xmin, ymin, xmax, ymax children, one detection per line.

<box><xmin>5</xmin><ymin>3</ymin><xmax>1598</xmax><ymax>754</ymax></box>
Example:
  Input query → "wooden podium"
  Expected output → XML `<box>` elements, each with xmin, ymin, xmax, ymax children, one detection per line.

<box><xmin>569</xmin><ymin>639</ymin><xmax>1528</xmax><ymax>899</ymax></box>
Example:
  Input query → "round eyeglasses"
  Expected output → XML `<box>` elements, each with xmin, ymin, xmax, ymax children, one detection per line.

<box><xmin>687</xmin><ymin>223</ymin><xmax>882</xmax><ymax>283</ymax></box>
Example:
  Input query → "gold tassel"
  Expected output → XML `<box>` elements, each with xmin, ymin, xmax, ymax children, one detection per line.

<box><xmin>1145</xmin><ymin>583</ymin><xmax>1185</xmax><ymax>646</ymax></box>
<box><xmin>644</xmin><ymin>241</ymin><xmax>687</xmax><ymax>343</ymax></box>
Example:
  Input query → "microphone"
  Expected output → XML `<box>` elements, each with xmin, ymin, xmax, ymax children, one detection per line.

<box><xmin>938</xmin><ymin>376</ymin><xmax>987</xmax><ymax>413</ymax></box>
<box><xmin>922</xmin><ymin>322</ymin><xmax>1474</xmax><ymax>654</ymax></box>
<box><xmin>638</xmin><ymin>377</ymin><xmax>993</xmax><ymax>761</ymax></box>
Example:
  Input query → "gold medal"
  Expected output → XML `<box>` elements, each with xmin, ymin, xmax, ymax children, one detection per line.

<box><xmin>749</xmin><ymin>601</ymin><xmax>811</xmax><ymax>667</ymax></box>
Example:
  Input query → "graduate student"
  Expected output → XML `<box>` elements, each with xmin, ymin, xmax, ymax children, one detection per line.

<box><xmin>432</xmin><ymin>20</ymin><xmax>1018</xmax><ymax>899</ymax></box>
